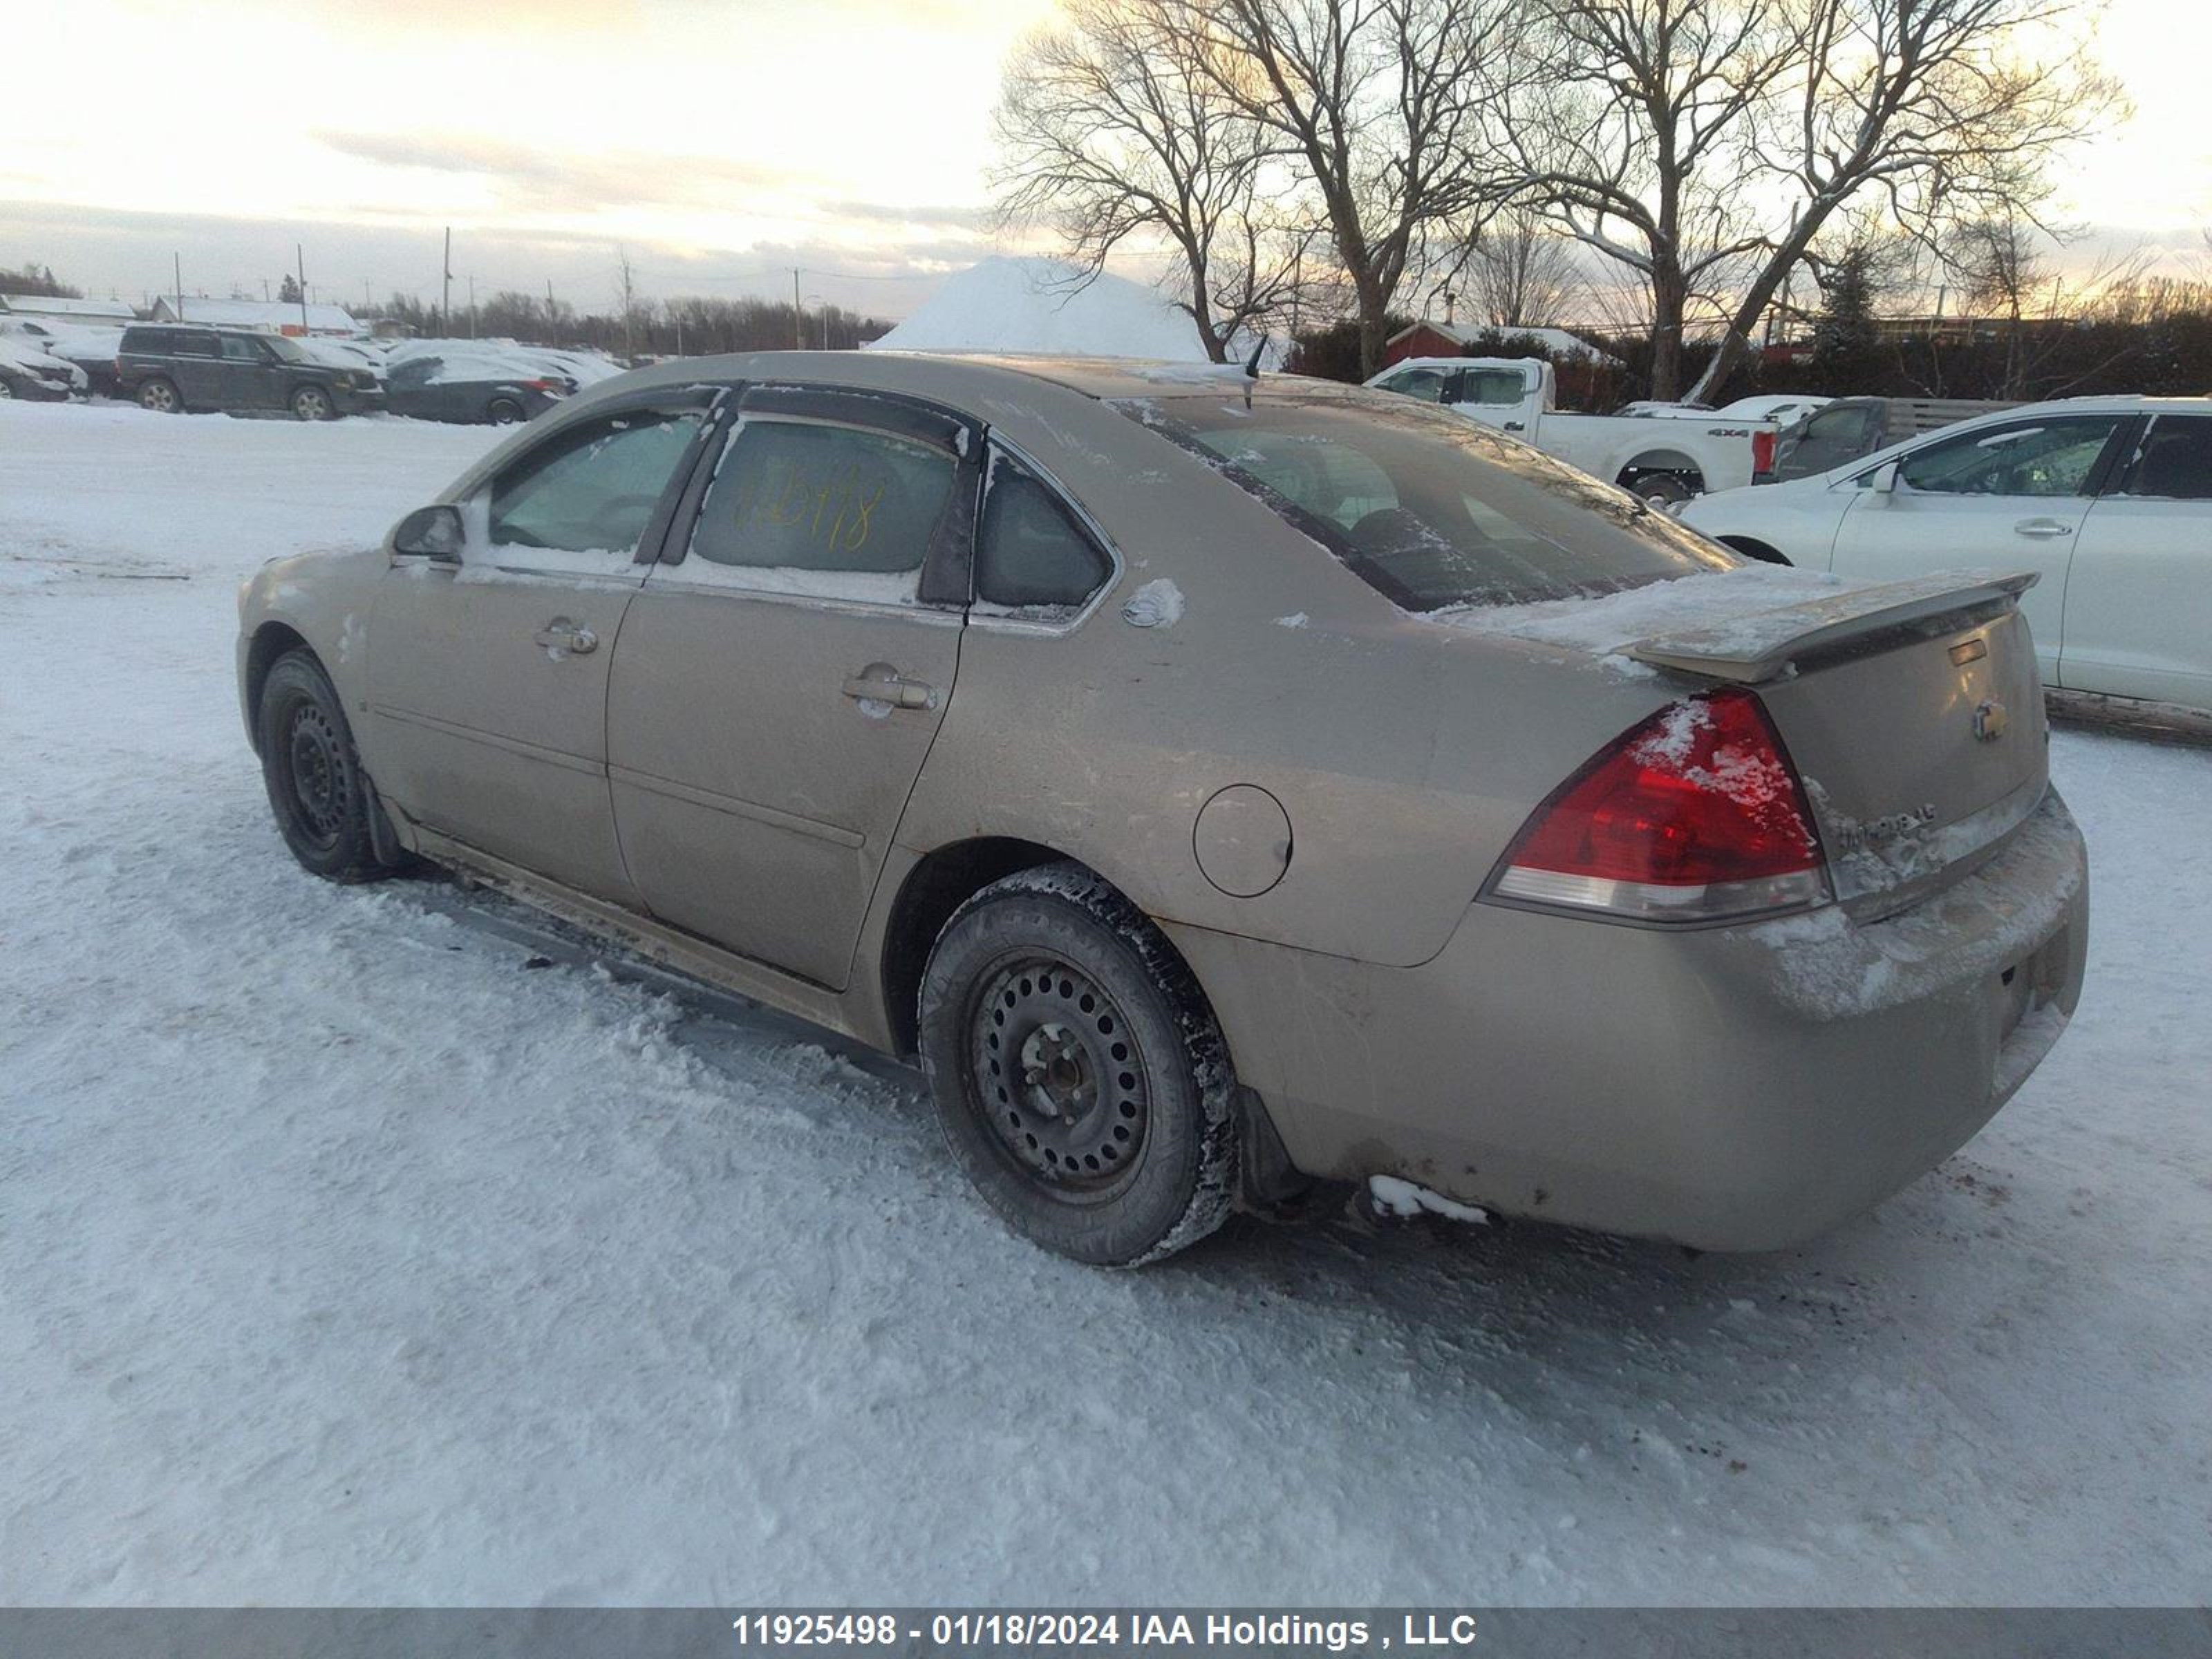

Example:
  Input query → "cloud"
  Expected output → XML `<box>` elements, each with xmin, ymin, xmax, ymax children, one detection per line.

<box><xmin>824</xmin><ymin>199</ymin><xmax>993</xmax><ymax>230</ymax></box>
<box><xmin>312</xmin><ymin>129</ymin><xmax>803</xmax><ymax>215</ymax></box>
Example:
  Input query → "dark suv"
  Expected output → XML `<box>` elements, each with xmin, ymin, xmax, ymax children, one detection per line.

<box><xmin>117</xmin><ymin>326</ymin><xmax>383</xmax><ymax>420</ymax></box>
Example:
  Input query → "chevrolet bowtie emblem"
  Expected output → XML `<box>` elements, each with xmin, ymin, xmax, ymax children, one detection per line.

<box><xmin>1974</xmin><ymin>699</ymin><xmax>2009</xmax><ymax>742</ymax></box>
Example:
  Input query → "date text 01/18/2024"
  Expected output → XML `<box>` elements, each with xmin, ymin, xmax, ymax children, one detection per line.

<box><xmin>727</xmin><ymin>1613</ymin><xmax>1483</xmax><ymax>1651</ymax></box>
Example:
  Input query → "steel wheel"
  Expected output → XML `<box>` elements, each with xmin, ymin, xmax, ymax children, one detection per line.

<box><xmin>967</xmin><ymin>954</ymin><xmax>1151</xmax><ymax>1197</ymax></box>
<box><xmin>281</xmin><ymin>700</ymin><xmax>347</xmax><ymax>852</ymax></box>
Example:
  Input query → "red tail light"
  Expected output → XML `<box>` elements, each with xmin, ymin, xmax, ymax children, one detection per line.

<box><xmin>1489</xmin><ymin>688</ymin><xmax>1829</xmax><ymax>923</ymax></box>
<box><xmin>1752</xmin><ymin>427</ymin><xmax>1777</xmax><ymax>474</ymax></box>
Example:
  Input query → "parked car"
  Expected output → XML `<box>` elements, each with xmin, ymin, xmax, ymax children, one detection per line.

<box><xmin>237</xmin><ymin>354</ymin><xmax>2087</xmax><ymax>1266</ymax></box>
<box><xmin>2</xmin><ymin>315</ymin><xmax>125</xmax><ymax>395</ymax></box>
<box><xmin>116</xmin><ymin>325</ymin><xmax>383</xmax><ymax>418</ymax></box>
<box><xmin>1769</xmin><ymin>395</ymin><xmax>2021</xmax><ymax>482</ymax></box>
<box><xmin>0</xmin><ymin>335</ymin><xmax>86</xmax><ymax>401</ymax></box>
<box><xmin>1368</xmin><ymin>357</ymin><xmax>1779</xmax><ymax>500</ymax></box>
<box><xmin>382</xmin><ymin>350</ymin><xmax>572</xmax><ymax>424</ymax></box>
<box><xmin>1680</xmin><ymin>396</ymin><xmax>2212</xmax><ymax>715</ymax></box>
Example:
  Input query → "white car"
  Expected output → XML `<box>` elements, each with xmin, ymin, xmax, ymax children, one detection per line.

<box><xmin>1367</xmin><ymin>357</ymin><xmax>1779</xmax><ymax>500</ymax></box>
<box><xmin>1678</xmin><ymin>396</ymin><xmax>2212</xmax><ymax>715</ymax></box>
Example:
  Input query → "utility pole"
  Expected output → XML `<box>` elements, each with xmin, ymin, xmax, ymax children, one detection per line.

<box><xmin>174</xmin><ymin>253</ymin><xmax>184</xmax><ymax>321</ymax></box>
<box><xmin>441</xmin><ymin>227</ymin><xmax>452</xmax><ymax>337</ymax></box>
<box><xmin>546</xmin><ymin>279</ymin><xmax>556</xmax><ymax>345</ymax></box>
<box><xmin>467</xmin><ymin>274</ymin><xmax>477</xmax><ymax>339</ymax></box>
<box><xmin>297</xmin><ymin>244</ymin><xmax>310</xmax><ymax>334</ymax></box>
<box><xmin>792</xmin><ymin>268</ymin><xmax>803</xmax><ymax>350</ymax></box>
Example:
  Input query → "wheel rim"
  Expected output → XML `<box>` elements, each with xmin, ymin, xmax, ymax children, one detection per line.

<box><xmin>297</xmin><ymin>389</ymin><xmax>329</xmax><ymax>418</ymax></box>
<box><xmin>0</xmin><ymin>379</ymin><xmax>14</xmax><ymax>399</ymax></box>
<box><xmin>490</xmin><ymin>400</ymin><xmax>520</xmax><ymax>424</ymax></box>
<box><xmin>283</xmin><ymin>700</ymin><xmax>346</xmax><ymax>849</ymax></box>
<box><xmin>143</xmin><ymin>382</ymin><xmax>175</xmax><ymax>411</ymax></box>
<box><xmin>966</xmin><ymin>955</ymin><xmax>1150</xmax><ymax>1194</ymax></box>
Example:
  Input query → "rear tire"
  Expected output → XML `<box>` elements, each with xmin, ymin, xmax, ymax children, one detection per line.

<box><xmin>290</xmin><ymin>384</ymin><xmax>335</xmax><ymax>421</ymax></box>
<box><xmin>918</xmin><ymin>863</ymin><xmax>1238</xmax><ymax>1266</ymax></box>
<box><xmin>137</xmin><ymin>377</ymin><xmax>181</xmax><ymax>413</ymax></box>
<box><xmin>487</xmin><ymin>397</ymin><xmax>524</xmax><ymax>425</ymax></box>
<box><xmin>255</xmin><ymin>650</ymin><xmax>400</xmax><ymax>883</ymax></box>
<box><xmin>1627</xmin><ymin>471</ymin><xmax>1695</xmax><ymax>505</ymax></box>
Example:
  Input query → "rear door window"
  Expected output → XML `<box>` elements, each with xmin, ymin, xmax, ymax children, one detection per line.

<box><xmin>176</xmin><ymin>333</ymin><xmax>219</xmax><ymax>358</ymax></box>
<box><xmin>2112</xmin><ymin>415</ymin><xmax>2212</xmax><ymax>499</ymax></box>
<box><xmin>1118</xmin><ymin>393</ymin><xmax>1736</xmax><ymax>611</ymax></box>
<box><xmin>1459</xmin><ymin>368</ymin><xmax>1530</xmax><ymax>407</ymax></box>
<box><xmin>684</xmin><ymin>418</ymin><xmax>958</xmax><ymax>605</ymax></box>
<box><xmin>220</xmin><ymin>335</ymin><xmax>266</xmax><ymax>363</ymax></box>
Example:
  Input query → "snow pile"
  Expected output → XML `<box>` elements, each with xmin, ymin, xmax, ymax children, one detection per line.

<box><xmin>1434</xmin><ymin>565</ymin><xmax>1857</xmax><ymax>660</ymax></box>
<box><xmin>866</xmin><ymin>256</ymin><xmax>1209</xmax><ymax>361</ymax></box>
<box><xmin>1121</xmin><ymin>576</ymin><xmax>1185</xmax><ymax>628</ymax></box>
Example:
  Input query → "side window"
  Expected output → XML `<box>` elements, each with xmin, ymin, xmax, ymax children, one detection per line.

<box><xmin>220</xmin><ymin>335</ymin><xmax>265</xmax><ymax>363</ymax></box>
<box><xmin>1805</xmin><ymin>404</ymin><xmax>1874</xmax><ymax>447</ymax></box>
<box><xmin>975</xmin><ymin>455</ymin><xmax>1112</xmax><ymax>614</ymax></box>
<box><xmin>1382</xmin><ymin>367</ymin><xmax>1450</xmax><ymax>403</ymax></box>
<box><xmin>176</xmin><ymin>333</ymin><xmax>220</xmax><ymax>359</ymax></box>
<box><xmin>486</xmin><ymin>409</ymin><xmax>703</xmax><ymax>562</ymax></box>
<box><xmin>389</xmin><ymin>357</ymin><xmax>435</xmax><ymax>388</ymax></box>
<box><xmin>686</xmin><ymin>418</ymin><xmax>956</xmax><ymax>604</ymax></box>
<box><xmin>1460</xmin><ymin>369</ymin><xmax>1530</xmax><ymax>407</ymax></box>
<box><xmin>1897</xmin><ymin>416</ymin><xmax>2124</xmax><ymax>498</ymax></box>
<box><xmin>2115</xmin><ymin>416</ymin><xmax>2212</xmax><ymax>500</ymax></box>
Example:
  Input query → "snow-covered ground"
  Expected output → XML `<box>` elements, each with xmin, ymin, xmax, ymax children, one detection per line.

<box><xmin>3</xmin><ymin>400</ymin><xmax>2209</xmax><ymax>1606</ymax></box>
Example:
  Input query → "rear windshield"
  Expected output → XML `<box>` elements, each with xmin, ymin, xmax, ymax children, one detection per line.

<box><xmin>1115</xmin><ymin>393</ymin><xmax>1738</xmax><ymax>611</ymax></box>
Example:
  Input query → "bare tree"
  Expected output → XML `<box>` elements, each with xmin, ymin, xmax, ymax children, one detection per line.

<box><xmin>1508</xmin><ymin>0</ymin><xmax>2117</xmax><ymax>402</ymax></box>
<box><xmin>1464</xmin><ymin>203</ymin><xmax>1585</xmax><ymax>328</ymax></box>
<box><xmin>992</xmin><ymin>0</ymin><xmax>1309</xmax><ymax>362</ymax></box>
<box><xmin>1679</xmin><ymin>0</ymin><xmax>2121</xmax><ymax>402</ymax></box>
<box><xmin>1202</xmin><ymin>0</ymin><xmax>1521</xmax><ymax>377</ymax></box>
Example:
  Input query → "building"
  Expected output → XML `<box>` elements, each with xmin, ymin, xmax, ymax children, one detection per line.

<box><xmin>1381</xmin><ymin>319</ymin><xmax>1620</xmax><ymax>369</ymax></box>
<box><xmin>147</xmin><ymin>297</ymin><xmax>362</xmax><ymax>337</ymax></box>
<box><xmin>0</xmin><ymin>293</ymin><xmax>137</xmax><ymax>324</ymax></box>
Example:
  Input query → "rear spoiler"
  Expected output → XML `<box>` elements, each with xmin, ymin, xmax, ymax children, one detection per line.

<box><xmin>1625</xmin><ymin>571</ymin><xmax>2038</xmax><ymax>684</ymax></box>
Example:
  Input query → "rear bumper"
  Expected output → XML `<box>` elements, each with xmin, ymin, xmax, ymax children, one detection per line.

<box><xmin>1170</xmin><ymin>789</ymin><xmax>2089</xmax><ymax>1250</ymax></box>
<box><xmin>332</xmin><ymin>384</ymin><xmax>384</xmax><ymax>413</ymax></box>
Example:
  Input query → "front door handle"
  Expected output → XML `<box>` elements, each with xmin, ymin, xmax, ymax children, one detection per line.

<box><xmin>841</xmin><ymin>664</ymin><xmax>936</xmax><ymax>711</ymax></box>
<box><xmin>533</xmin><ymin>620</ymin><xmax>598</xmax><ymax>654</ymax></box>
<box><xmin>2014</xmin><ymin>518</ymin><xmax>2074</xmax><ymax>539</ymax></box>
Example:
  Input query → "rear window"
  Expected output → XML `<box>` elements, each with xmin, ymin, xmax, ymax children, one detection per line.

<box><xmin>1116</xmin><ymin>393</ymin><xmax>1737</xmax><ymax>611</ymax></box>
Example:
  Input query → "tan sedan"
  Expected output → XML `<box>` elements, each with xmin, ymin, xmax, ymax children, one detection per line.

<box><xmin>237</xmin><ymin>354</ymin><xmax>2088</xmax><ymax>1265</ymax></box>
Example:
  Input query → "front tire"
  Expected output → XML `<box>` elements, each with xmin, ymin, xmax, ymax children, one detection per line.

<box><xmin>137</xmin><ymin>377</ymin><xmax>181</xmax><ymax>413</ymax></box>
<box><xmin>1626</xmin><ymin>471</ymin><xmax>1696</xmax><ymax>505</ymax></box>
<box><xmin>255</xmin><ymin>651</ymin><xmax>399</xmax><ymax>883</ymax></box>
<box><xmin>486</xmin><ymin>396</ymin><xmax>524</xmax><ymax>425</ymax></box>
<box><xmin>918</xmin><ymin>863</ymin><xmax>1238</xmax><ymax>1266</ymax></box>
<box><xmin>290</xmin><ymin>384</ymin><xmax>335</xmax><ymax>421</ymax></box>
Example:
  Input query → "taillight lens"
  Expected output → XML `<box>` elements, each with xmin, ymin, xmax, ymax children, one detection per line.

<box><xmin>1489</xmin><ymin>688</ymin><xmax>1830</xmax><ymax>923</ymax></box>
<box><xmin>1753</xmin><ymin>428</ymin><xmax>1777</xmax><ymax>474</ymax></box>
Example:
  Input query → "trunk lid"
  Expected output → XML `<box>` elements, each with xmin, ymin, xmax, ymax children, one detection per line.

<box><xmin>1623</xmin><ymin>572</ymin><xmax>2050</xmax><ymax>914</ymax></box>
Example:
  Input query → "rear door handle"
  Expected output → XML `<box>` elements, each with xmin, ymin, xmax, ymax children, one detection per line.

<box><xmin>533</xmin><ymin>621</ymin><xmax>598</xmax><ymax>654</ymax></box>
<box><xmin>2014</xmin><ymin>518</ymin><xmax>2073</xmax><ymax>539</ymax></box>
<box><xmin>841</xmin><ymin>667</ymin><xmax>935</xmax><ymax>710</ymax></box>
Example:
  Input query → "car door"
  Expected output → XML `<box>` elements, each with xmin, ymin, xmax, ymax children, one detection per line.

<box><xmin>606</xmin><ymin>384</ymin><xmax>977</xmax><ymax>988</ymax></box>
<box><xmin>366</xmin><ymin>391</ymin><xmax>718</xmax><ymax>901</ymax></box>
<box><xmin>218</xmin><ymin>333</ymin><xmax>276</xmax><ymax>409</ymax></box>
<box><xmin>170</xmin><ymin>331</ymin><xmax>225</xmax><ymax>405</ymax></box>
<box><xmin>2063</xmin><ymin>412</ymin><xmax>2212</xmax><ymax>707</ymax></box>
<box><xmin>1826</xmin><ymin>413</ymin><xmax>2133</xmax><ymax>686</ymax></box>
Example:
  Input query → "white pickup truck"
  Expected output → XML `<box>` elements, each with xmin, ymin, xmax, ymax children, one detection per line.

<box><xmin>1365</xmin><ymin>356</ymin><xmax>1779</xmax><ymax>502</ymax></box>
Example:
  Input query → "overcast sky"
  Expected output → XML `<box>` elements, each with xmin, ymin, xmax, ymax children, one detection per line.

<box><xmin>1</xmin><ymin>0</ymin><xmax>2204</xmax><ymax>324</ymax></box>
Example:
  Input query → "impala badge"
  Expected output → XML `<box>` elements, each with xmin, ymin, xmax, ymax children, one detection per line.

<box><xmin>1974</xmin><ymin>699</ymin><xmax>2009</xmax><ymax>742</ymax></box>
